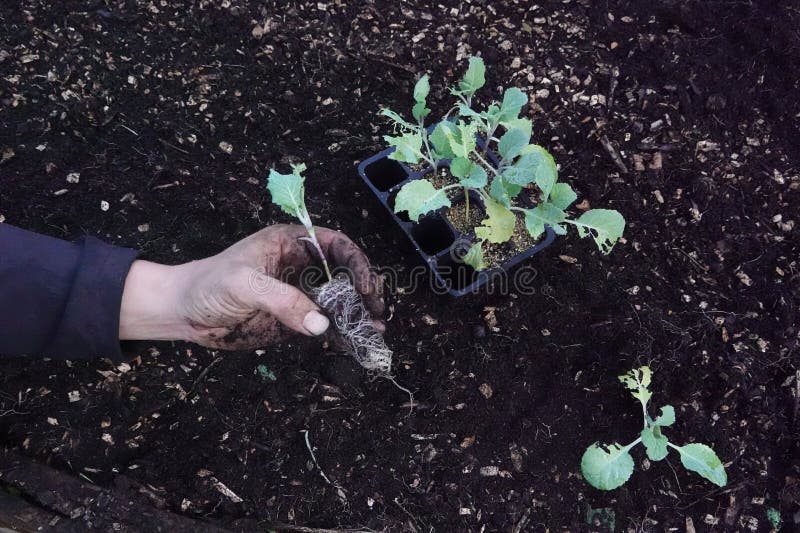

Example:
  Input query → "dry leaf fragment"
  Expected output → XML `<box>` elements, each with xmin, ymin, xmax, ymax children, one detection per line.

<box><xmin>735</xmin><ymin>271</ymin><xmax>753</xmax><ymax>286</ymax></box>
<box><xmin>0</xmin><ymin>147</ymin><xmax>14</xmax><ymax>164</ymax></box>
<box><xmin>479</xmin><ymin>383</ymin><xmax>493</xmax><ymax>399</ymax></box>
<box><xmin>483</xmin><ymin>307</ymin><xmax>497</xmax><ymax>329</ymax></box>
<box><xmin>422</xmin><ymin>314</ymin><xmax>438</xmax><ymax>325</ymax></box>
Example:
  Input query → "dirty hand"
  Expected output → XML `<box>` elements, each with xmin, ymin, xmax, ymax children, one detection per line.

<box><xmin>119</xmin><ymin>224</ymin><xmax>384</xmax><ymax>349</ymax></box>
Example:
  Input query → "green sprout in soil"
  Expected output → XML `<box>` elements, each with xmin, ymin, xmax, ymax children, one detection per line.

<box><xmin>766</xmin><ymin>507</ymin><xmax>781</xmax><ymax>531</ymax></box>
<box><xmin>380</xmin><ymin>56</ymin><xmax>626</xmax><ymax>270</ymax></box>
<box><xmin>581</xmin><ymin>366</ymin><xmax>727</xmax><ymax>491</ymax></box>
<box><xmin>267</xmin><ymin>164</ymin><xmax>392</xmax><ymax>374</ymax></box>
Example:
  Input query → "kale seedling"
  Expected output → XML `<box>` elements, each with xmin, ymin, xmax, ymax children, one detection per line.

<box><xmin>581</xmin><ymin>366</ymin><xmax>727</xmax><ymax>490</ymax></box>
<box><xmin>380</xmin><ymin>56</ymin><xmax>626</xmax><ymax>270</ymax></box>
<box><xmin>267</xmin><ymin>164</ymin><xmax>392</xmax><ymax>374</ymax></box>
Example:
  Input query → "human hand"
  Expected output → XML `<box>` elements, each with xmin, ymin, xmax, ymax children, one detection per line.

<box><xmin>119</xmin><ymin>224</ymin><xmax>384</xmax><ymax>349</ymax></box>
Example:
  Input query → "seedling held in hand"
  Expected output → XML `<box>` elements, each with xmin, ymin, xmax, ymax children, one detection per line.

<box><xmin>267</xmin><ymin>165</ymin><xmax>392</xmax><ymax>374</ymax></box>
<box><xmin>380</xmin><ymin>56</ymin><xmax>626</xmax><ymax>270</ymax></box>
<box><xmin>581</xmin><ymin>366</ymin><xmax>727</xmax><ymax>491</ymax></box>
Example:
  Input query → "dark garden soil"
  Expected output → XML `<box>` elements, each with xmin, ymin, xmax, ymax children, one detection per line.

<box><xmin>1</xmin><ymin>1</ymin><xmax>799</xmax><ymax>531</ymax></box>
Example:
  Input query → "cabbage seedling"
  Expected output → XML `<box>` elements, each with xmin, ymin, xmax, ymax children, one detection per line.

<box><xmin>267</xmin><ymin>164</ymin><xmax>392</xmax><ymax>374</ymax></box>
<box><xmin>380</xmin><ymin>56</ymin><xmax>626</xmax><ymax>270</ymax></box>
<box><xmin>581</xmin><ymin>366</ymin><xmax>727</xmax><ymax>491</ymax></box>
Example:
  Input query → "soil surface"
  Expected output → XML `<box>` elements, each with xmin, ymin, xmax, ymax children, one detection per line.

<box><xmin>1</xmin><ymin>1</ymin><xmax>799</xmax><ymax>531</ymax></box>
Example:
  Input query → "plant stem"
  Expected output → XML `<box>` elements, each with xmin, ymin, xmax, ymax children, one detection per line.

<box><xmin>622</xmin><ymin>436</ymin><xmax>643</xmax><ymax>453</ymax></box>
<box><xmin>464</xmin><ymin>187</ymin><xmax>470</xmax><ymax>220</ymax></box>
<box><xmin>304</xmin><ymin>227</ymin><xmax>332</xmax><ymax>281</ymax></box>
<box><xmin>482</xmin><ymin>124</ymin><xmax>498</xmax><ymax>156</ymax></box>
<box><xmin>418</xmin><ymin>121</ymin><xmax>439</xmax><ymax>171</ymax></box>
<box><xmin>473</xmin><ymin>151</ymin><xmax>499</xmax><ymax>177</ymax></box>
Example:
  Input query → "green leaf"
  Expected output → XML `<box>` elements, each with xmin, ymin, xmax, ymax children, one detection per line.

<box><xmin>463</xmin><ymin>241</ymin><xmax>487</xmax><ymax>271</ymax></box>
<box><xmin>457</xmin><ymin>103</ymin><xmax>484</xmax><ymax>121</ymax></box>
<box><xmin>449</xmin><ymin>157</ymin><xmax>472</xmax><ymax>179</ymax></box>
<box><xmin>498</xmin><ymin>128</ymin><xmax>530</xmax><ymax>161</ymax></box>
<box><xmin>581</xmin><ymin>442</ymin><xmax>635</xmax><ymax>491</ymax></box>
<box><xmin>413</xmin><ymin>74</ymin><xmax>430</xmax><ymax>103</ymax></box>
<box><xmin>430</xmin><ymin>121</ymin><xmax>457</xmax><ymax>159</ymax></box>
<box><xmin>675</xmin><ymin>443</ymin><xmax>727</xmax><ymax>487</ymax></box>
<box><xmin>448</xmin><ymin>122</ymin><xmax>478</xmax><ymax>159</ymax></box>
<box><xmin>385</xmin><ymin>132</ymin><xmax>423</xmax><ymax>164</ymax></box>
<box><xmin>500</xmin><ymin>117</ymin><xmax>533</xmax><ymax>138</ymax></box>
<box><xmin>394</xmin><ymin>179</ymin><xmax>451</xmax><ymax>222</ymax></box>
<box><xmin>574</xmin><ymin>209</ymin><xmax>626</xmax><ymax>254</ymax></box>
<box><xmin>456</xmin><ymin>56</ymin><xmax>486</xmax><ymax>97</ymax></box>
<box><xmin>380</xmin><ymin>108</ymin><xmax>416</xmax><ymax>130</ymax></box>
<box><xmin>475</xmin><ymin>198</ymin><xmax>516</xmax><ymax>244</ymax></box>
<box><xmin>412</xmin><ymin>101</ymin><xmax>430</xmax><ymax>122</ymax></box>
<box><xmin>503</xmin><ymin>145</ymin><xmax>557</xmax><ymax>199</ymax></box>
<box><xmin>641</xmin><ymin>427</ymin><xmax>669</xmax><ymax>461</ymax></box>
<box><xmin>489</xmin><ymin>176</ymin><xmax>523</xmax><ymax>207</ymax></box>
<box><xmin>462</xmin><ymin>164</ymin><xmax>487</xmax><ymax>188</ymax></box>
<box><xmin>497</xmin><ymin>87</ymin><xmax>527</xmax><ymax>122</ymax></box>
<box><xmin>618</xmin><ymin>366</ymin><xmax>652</xmax><ymax>408</ymax></box>
<box><xmin>489</xmin><ymin>176</ymin><xmax>512</xmax><ymax>207</ymax></box>
<box><xmin>267</xmin><ymin>167</ymin><xmax>307</xmax><ymax>222</ymax></box>
<box><xmin>450</xmin><ymin>158</ymin><xmax>487</xmax><ymax>188</ymax></box>
<box><xmin>520</xmin><ymin>145</ymin><xmax>558</xmax><ymax>200</ymax></box>
<box><xmin>550</xmin><ymin>182</ymin><xmax>577</xmax><ymax>209</ymax></box>
<box><xmin>523</xmin><ymin>203</ymin><xmax>567</xmax><ymax>238</ymax></box>
<box><xmin>653</xmin><ymin>405</ymin><xmax>676</xmax><ymax>427</ymax></box>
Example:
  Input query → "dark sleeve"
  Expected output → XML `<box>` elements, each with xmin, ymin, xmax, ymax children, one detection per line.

<box><xmin>0</xmin><ymin>224</ymin><xmax>139</xmax><ymax>361</ymax></box>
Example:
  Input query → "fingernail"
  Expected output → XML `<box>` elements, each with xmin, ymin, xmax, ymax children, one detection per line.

<box><xmin>303</xmin><ymin>310</ymin><xmax>330</xmax><ymax>336</ymax></box>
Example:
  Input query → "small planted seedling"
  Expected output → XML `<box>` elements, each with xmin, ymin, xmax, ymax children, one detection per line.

<box><xmin>581</xmin><ymin>366</ymin><xmax>727</xmax><ymax>491</ymax></box>
<box><xmin>267</xmin><ymin>164</ymin><xmax>392</xmax><ymax>374</ymax></box>
<box><xmin>380</xmin><ymin>56</ymin><xmax>626</xmax><ymax>271</ymax></box>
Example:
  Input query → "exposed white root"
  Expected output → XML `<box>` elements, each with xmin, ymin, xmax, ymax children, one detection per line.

<box><xmin>314</xmin><ymin>276</ymin><xmax>393</xmax><ymax>374</ymax></box>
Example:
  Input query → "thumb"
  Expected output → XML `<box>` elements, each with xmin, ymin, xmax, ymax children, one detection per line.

<box><xmin>256</xmin><ymin>279</ymin><xmax>330</xmax><ymax>337</ymax></box>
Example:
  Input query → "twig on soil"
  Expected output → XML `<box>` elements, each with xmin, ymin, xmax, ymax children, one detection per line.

<box><xmin>159</xmin><ymin>138</ymin><xmax>190</xmax><ymax>155</ymax></box>
<box><xmin>607</xmin><ymin>66</ymin><xmax>620</xmax><ymax>110</ymax></box>
<box><xmin>188</xmin><ymin>356</ymin><xmax>223</xmax><ymax>397</ymax></box>
<box><xmin>599</xmin><ymin>135</ymin><xmax>629</xmax><ymax>174</ymax></box>
<box><xmin>266</xmin><ymin>525</ymin><xmax>377</xmax><ymax>533</ymax></box>
<box><xmin>116</xmin><ymin>123</ymin><xmax>140</xmax><ymax>137</ymax></box>
<box><xmin>511</xmin><ymin>507</ymin><xmax>531</xmax><ymax>533</ymax></box>
<box><xmin>676</xmin><ymin>482</ymin><xmax>746</xmax><ymax>511</ymax></box>
<box><xmin>793</xmin><ymin>369</ymin><xmax>800</xmax><ymax>425</ymax></box>
<box><xmin>357</xmin><ymin>51</ymin><xmax>416</xmax><ymax>74</ymax></box>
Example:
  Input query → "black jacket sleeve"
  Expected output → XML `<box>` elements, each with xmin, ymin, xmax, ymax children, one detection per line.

<box><xmin>0</xmin><ymin>224</ymin><xmax>139</xmax><ymax>361</ymax></box>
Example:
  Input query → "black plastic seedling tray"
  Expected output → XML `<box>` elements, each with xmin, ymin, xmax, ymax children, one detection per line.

<box><xmin>358</xmin><ymin>136</ymin><xmax>555</xmax><ymax>297</ymax></box>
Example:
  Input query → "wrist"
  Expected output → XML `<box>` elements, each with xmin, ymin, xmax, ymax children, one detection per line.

<box><xmin>119</xmin><ymin>260</ymin><xmax>194</xmax><ymax>342</ymax></box>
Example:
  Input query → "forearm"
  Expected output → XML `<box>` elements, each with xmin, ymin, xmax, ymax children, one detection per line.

<box><xmin>118</xmin><ymin>260</ymin><xmax>196</xmax><ymax>342</ymax></box>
